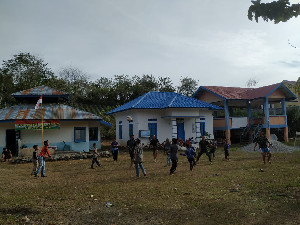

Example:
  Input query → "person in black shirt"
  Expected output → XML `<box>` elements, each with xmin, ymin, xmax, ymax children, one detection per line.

<box><xmin>254</xmin><ymin>131</ymin><xmax>272</xmax><ymax>164</ymax></box>
<box><xmin>127</xmin><ymin>135</ymin><xmax>136</xmax><ymax>168</ymax></box>
<box><xmin>169</xmin><ymin>138</ymin><xmax>178</xmax><ymax>175</ymax></box>
<box><xmin>149</xmin><ymin>135</ymin><xmax>160</xmax><ymax>162</ymax></box>
<box><xmin>2</xmin><ymin>147</ymin><xmax>12</xmax><ymax>162</ymax></box>
<box><xmin>31</xmin><ymin>145</ymin><xmax>39</xmax><ymax>175</ymax></box>
<box><xmin>196</xmin><ymin>136</ymin><xmax>212</xmax><ymax>164</ymax></box>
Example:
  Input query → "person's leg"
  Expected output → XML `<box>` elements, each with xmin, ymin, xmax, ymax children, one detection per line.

<box><xmin>115</xmin><ymin>151</ymin><xmax>118</xmax><ymax>161</ymax></box>
<box><xmin>91</xmin><ymin>158</ymin><xmax>95</xmax><ymax>168</ymax></box>
<box><xmin>135</xmin><ymin>163</ymin><xmax>139</xmax><ymax>177</ymax></box>
<box><xmin>188</xmin><ymin>158</ymin><xmax>193</xmax><ymax>171</ymax></box>
<box><xmin>130</xmin><ymin>152</ymin><xmax>134</xmax><ymax>167</ymax></box>
<box><xmin>225</xmin><ymin>150</ymin><xmax>229</xmax><ymax>160</ymax></box>
<box><xmin>32</xmin><ymin>159</ymin><xmax>37</xmax><ymax>175</ymax></box>
<box><xmin>96</xmin><ymin>158</ymin><xmax>101</xmax><ymax>167</ymax></box>
<box><xmin>170</xmin><ymin>159</ymin><xmax>176</xmax><ymax>174</ymax></box>
<box><xmin>167</xmin><ymin>154</ymin><xmax>171</xmax><ymax>166</ymax></box>
<box><xmin>262</xmin><ymin>152</ymin><xmax>266</xmax><ymax>164</ymax></box>
<box><xmin>41</xmin><ymin>158</ymin><xmax>46</xmax><ymax>177</ymax></box>
<box><xmin>206</xmin><ymin>151</ymin><xmax>212</xmax><ymax>162</ymax></box>
<box><xmin>139</xmin><ymin>163</ymin><xmax>146</xmax><ymax>175</ymax></box>
<box><xmin>35</xmin><ymin>156</ymin><xmax>43</xmax><ymax>176</ymax></box>
<box><xmin>196</xmin><ymin>150</ymin><xmax>204</xmax><ymax>162</ymax></box>
<box><xmin>267</xmin><ymin>152</ymin><xmax>272</xmax><ymax>163</ymax></box>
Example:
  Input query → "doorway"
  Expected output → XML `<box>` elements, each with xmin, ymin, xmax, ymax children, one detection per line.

<box><xmin>6</xmin><ymin>129</ymin><xmax>18</xmax><ymax>156</ymax></box>
<box><xmin>177</xmin><ymin>120</ymin><xmax>185</xmax><ymax>141</ymax></box>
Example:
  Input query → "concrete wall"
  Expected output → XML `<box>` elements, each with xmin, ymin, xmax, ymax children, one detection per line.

<box><xmin>114</xmin><ymin>108</ymin><xmax>214</xmax><ymax>146</ymax></box>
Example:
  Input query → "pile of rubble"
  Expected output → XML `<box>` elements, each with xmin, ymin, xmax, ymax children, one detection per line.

<box><xmin>241</xmin><ymin>140</ymin><xmax>300</xmax><ymax>153</ymax></box>
<box><xmin>10</xmin><ymin>150</ymin><xmax>111</xmax><ymax>164</ymax></box>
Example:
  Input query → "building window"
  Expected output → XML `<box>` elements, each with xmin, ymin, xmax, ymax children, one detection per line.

<box><xmin>148</xmin><ymin>123</ymin><xmax>157</xmax><ymax>137</ymax></box>
<box><xmin>74</xmin><ymin>127</ymin><xmax>86</xmax><ymax>142</ymax></box>
<box><xmin>89</xmin><ymin>127</ymin><xmax>98</xmax><ymax>141</ymax></box>
<box><xmin>129</xmin><ymin>124</ymin><xmax>133</xmax><ymax>137</ymax></box>
<box><xmin>119</xmin><ymin>121</ymin><xmax>122</xmax><ymax>139</ymax></box>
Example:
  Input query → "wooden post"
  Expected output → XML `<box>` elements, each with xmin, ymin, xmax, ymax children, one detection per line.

<box><xmin>225</xmin><ymin>129</ymin><xmax>231</xmax><ymax>145</ymax></box>
<box><xmin>284</xmin><ymin>127</ymin><xmax>288</xmax><ymax>142</ymax></box>
<box><xmin>224</xmin><ymin>99</ymin><xmax>231</xmax><ymax>144</ymax></box>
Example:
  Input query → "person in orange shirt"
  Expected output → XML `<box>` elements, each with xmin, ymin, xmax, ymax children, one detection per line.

<box><xmin>35</xmin><ymin>140</ymin><xmax>53</xmax><ymax>177</ymax></box>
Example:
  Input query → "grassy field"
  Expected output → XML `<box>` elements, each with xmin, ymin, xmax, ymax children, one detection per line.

<box><xmin>0</xmin><ymin>147</ymin><xmax>299</xmax><ymax>225</ymax></box>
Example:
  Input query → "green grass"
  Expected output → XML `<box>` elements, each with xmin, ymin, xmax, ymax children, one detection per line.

<box><xmin>0</xmin><ymin>149</ymin><xmax>299</xmax><ymax>225</ymax></box>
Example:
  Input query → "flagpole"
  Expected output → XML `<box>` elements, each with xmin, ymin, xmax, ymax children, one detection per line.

<box><xmin>41</xmin><ymin>95</ymin><xmax>43</xmax><ymax>147</ymax></box>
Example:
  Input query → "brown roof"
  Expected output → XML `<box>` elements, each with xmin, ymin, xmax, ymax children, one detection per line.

<box><xmin>197</xmin><ymin>83</ymin><xmax>296</xmax><ymax>101</ymax></box>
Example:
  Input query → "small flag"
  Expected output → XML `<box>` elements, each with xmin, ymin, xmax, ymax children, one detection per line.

<box><xmin>35</xmin><ymin>95</ymin><xmax>42</xmax><ymax>109</ymax></box>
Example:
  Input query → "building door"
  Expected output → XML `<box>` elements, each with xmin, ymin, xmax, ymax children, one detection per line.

<box><xmin>177</xmin><ymin>122</ymin><xmax>185</xmax><ymax>141</ymax></box>
<box><xmin>6</xmin><ymin>129</ymin><xmax>17</xmax><ymax>156</ymax></box>
<box><xmin>148</xmin><ymin>123</ymin><xmax>157</xmax><ymax>138</ymax></box>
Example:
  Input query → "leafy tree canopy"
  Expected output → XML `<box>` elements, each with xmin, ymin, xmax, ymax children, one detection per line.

<box><xmin>248</xmin><ymin>0</ymin><xmax>300</xmax><ymax>23</ymax></box>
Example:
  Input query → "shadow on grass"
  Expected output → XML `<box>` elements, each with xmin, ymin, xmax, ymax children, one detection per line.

<box><xmin>0</xmin><ymin>206</ymin><xmax>39</xmax><ymax>216</ymax></box>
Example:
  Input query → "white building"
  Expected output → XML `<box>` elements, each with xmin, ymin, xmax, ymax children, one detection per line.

<box><xmin>107</xmin><ymin>92</ymin><xmax>222</xmax><ymax>145</ymax></box>
<box><xmin>0</xmin><ymin>86</ymin><xmax>111</xmax><ymax>155</ymax></box>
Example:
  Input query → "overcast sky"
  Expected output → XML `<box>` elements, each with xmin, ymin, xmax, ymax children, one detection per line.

<box><xmin>1</xmin><ymin>0</ymin><xmax>300</xmax><ymax>88</ymax></box>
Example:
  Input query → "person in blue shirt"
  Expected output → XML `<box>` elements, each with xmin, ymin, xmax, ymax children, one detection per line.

<box><xmin>180</xmin><ymin>143</ymin><xmax>197</xmax><ymax>171</ymax></box>
<box><xmin>111</xmin><ymin>138</ymin><xmax>119</xmax><ymax>162</ymax></box>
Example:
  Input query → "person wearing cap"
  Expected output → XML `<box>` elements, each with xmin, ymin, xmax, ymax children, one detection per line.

<box><xmin>35</xmin><ymin>140</ymin><xmax>53</xmax><ymax>177</ymax></box>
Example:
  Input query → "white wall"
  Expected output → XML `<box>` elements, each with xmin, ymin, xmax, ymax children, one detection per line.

<box><xmin>114</xmin><ymin>108</ymin><xmax>214</xmax><ymax>146</ymax></box>
<box><xmin>0</xmin><ymin>121</ymin><xmax>102</xmax><ymax>153</ymax></box>
<box><xmin>231</xmin><ymin>117</ymin><xmax>248</xmax><ymax>129</ymax></box>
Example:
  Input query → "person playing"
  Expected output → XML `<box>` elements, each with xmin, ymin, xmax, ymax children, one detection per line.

<box><xmin>163</xmin><ymin>138</ymin><xmax>171</xmax><ymax>167</ymax></box>
<box><xmin>91</xmin><ymin>143</ymin><xmax>101</xmax><ymax>169</ymax></box>
<box><xmin>2</xmin><ymin>147</ymin><xmax>12</xmax><ymax>162</ymax></box>
<box><xmin>31</xmin><ymin>145</ymin><xmax>39</xmax><ymax>175</ymax></box>
<box><xmin>127</xmin><ymin>135</ymin><xmax>136</xmax><ymax>168</ymax></box>
<box><xmin>149</xmin><ymin>135</ymin><xmax>160</xmax><ymax>162</ymax></box>
<box><xmin>196</xmin><ymin>136</ymin><xmax>212</xmax><ymax>164</ymax></box>
<box><xmin>169</xmin><ymin>138</ymin><xmax>178</xmax><ymax>175</ymax></box>
<box><xmin>209</xmin><ymin>139</ymin><xmax>217</xmax><ymax>158</ymax></box>
<box><xmin>35</xmin><ymin>140</ymin><xmax>53</xmax><ymax>177</ymax></box>
<box><xmin>111</xmin><ymin>138</ymin><xmax>119</xmax><ymax>162</ymax></box>
<box><xmin>254</xmin><ymin>131</ymin><xmax>272</xmax><ymax>164</ymax></box>
<box><xmin>224</xmin><ymin>139</ymin><xmax>230</xmax><ymax>161</ymax></box>
<box><xmin>134</xmin><ymin>139</ymin><xmax>146</xmax><ymax>177</ymax></box>
<box><xmin>180</xmin><ymin>143</ymin><xmax>197</xmax><ymax>171</ymax></box>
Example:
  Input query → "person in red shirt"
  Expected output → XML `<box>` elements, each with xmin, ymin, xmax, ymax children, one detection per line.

<box><xmin>35</xmin><ymin>140</ymin><xmax>53</xmax><ymax>177</ymax></box>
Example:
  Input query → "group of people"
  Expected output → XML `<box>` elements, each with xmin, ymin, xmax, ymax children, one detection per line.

<box><xmin>1</xmin><ymin>130</ymin><xmax>272</xmax><ymax>178</ymax></box>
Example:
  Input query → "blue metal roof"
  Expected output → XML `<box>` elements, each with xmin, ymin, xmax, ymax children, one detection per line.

<box><xmin>12</xmin><ymin>85</ymin><xmax>69</xmax><ymax>98</ymax></box>
<box><xmin>0</xmin><ymin>104</ymin><xmax>112</xmax><ymax>127</ymax></box>
<box><xmin>107</xmin><ymin>92</ymin><xmax>222</xmax><ymax>114</ymax></box>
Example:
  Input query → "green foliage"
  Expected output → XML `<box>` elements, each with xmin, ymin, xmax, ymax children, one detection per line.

<box><xmin>177</xmin><ymin>76</ymin><xmax>198</xmax><ymax>97</ymax></box>
<box><xmin>248</xmin><ymin>0</ymin><xmax>300</xmax><ymax>24</ymax></box>
<box><xmin>287</xmin><ymin>106</ymin><xmax>300</xmax><ymax>137</ymax></box>
<box><xmin>0</xmin><ymin>52</ymin><xmax>55</xmax><ymax>107</ymax></box>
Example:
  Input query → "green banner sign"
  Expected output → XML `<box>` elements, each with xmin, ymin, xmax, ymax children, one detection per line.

<box><xmin>15</xmin><ymin>120</ymin><xmax>60</xmax><ymax>130</ymax></box>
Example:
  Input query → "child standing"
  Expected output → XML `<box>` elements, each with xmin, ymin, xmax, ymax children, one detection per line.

<box><xmin>111</xmin><ymin>138</ymin><xmax>119</xmax><ymax>162</ymax></box>
<box><xmin>134</xmin><ymin>139</ymin><xmax>146</xmax><ymax>177</ymax></box>
<box><xmin>31</xmin><ymin>145</ymin><xmax>39</xmax><ymax>175</ymax></box>
<box><xmin>180</xmin><ymin>143</ymin><xmax>197</xmax><ymax>171</ymax></box>
<box><xmin>91</xmin><ymin>143</ymin><xmax>101</xmax><ymax>169</ymax></box>
<box><xmin>224</xmin><ymin>139</ymin><xmax>230</xmax><ymax>160</ymax></box>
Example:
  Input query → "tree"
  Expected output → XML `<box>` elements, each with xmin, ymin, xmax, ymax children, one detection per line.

<box><xmin>248</xmin><ymin>0</ymin><xmax>300</xmax><ymax>23</ymax></box>
<box><xmin>177</xmin><ymin>77</ymin><xmax>198</xmax><ymax>97</ymax></box>
<box><xmin>157</xmin><ymin>77</ymin><xmax>176</xmax><ymax>92</ymax></box>
<box><xmin>58</xmin><ymin>67</ymin><xmax>90</xmax><ymax>104</ymax></box>
<box><xmin>0</xmin><ymin>52</ymin><xmax>55</xmax><ymax>107</ymax></box>
<box><xmin>246</xmin><ymin>78</ymin><xmax>259</xmax><ymax>87</ymax></box>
